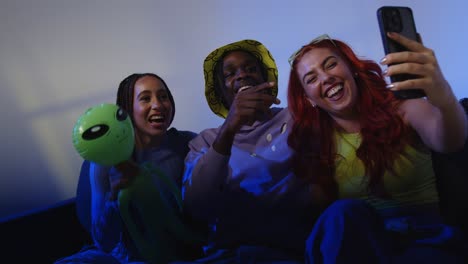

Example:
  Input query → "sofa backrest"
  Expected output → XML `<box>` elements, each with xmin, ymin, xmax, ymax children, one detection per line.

<box><xmin>432</xmin><ymin>98</ymin><xmax>468</xmax><ymax>232</ymax></box>
<box><xmin>76</xmin><ymin>160</ymin><xmax>92</xmax><ymax>234</ymax></box>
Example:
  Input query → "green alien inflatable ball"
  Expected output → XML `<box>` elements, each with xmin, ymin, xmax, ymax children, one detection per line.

<box><xmin>72</xmin><ymin>103</ymin><xmax>134</xmax><ymax>166</ymax></box>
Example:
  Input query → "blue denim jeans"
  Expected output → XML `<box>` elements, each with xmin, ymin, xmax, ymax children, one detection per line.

<box><xmin>305</xmin><ymin>199</ymin><xmax>466</xmax><ymax>264</ymax></box>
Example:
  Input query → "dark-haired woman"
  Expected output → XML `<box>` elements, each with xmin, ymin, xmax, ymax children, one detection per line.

<box><xmin>56</xmin><ymin>73</ymin><xmax>198</xmax><ymax>263</ymax></box>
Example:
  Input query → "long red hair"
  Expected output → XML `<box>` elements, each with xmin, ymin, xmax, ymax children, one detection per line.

<box><xmin>287</xmin><ymin>38</ymin><xmax>413</xmax><ymax>200</ymax></box>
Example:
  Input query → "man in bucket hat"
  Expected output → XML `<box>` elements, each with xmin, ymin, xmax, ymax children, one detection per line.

<box><xmin>179</xmin><ymin>40</ymin><xmax>317</xmax><ymax>263</ymax></box>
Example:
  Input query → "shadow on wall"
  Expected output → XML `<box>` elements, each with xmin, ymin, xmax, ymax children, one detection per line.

<box><xmin>0</xmin><ymin>72</ymin><xmax>60</xmax><ymax>218</ymax></box>
<box><xmin>0</xmin><ymin>71</ymin><xmax>113</xmax><ymax>219</ymax></box>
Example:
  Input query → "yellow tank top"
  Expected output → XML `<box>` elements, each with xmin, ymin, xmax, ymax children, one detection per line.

<box><xmin>335</xmin><ymin>132</ymin><xmax>439</xmax><ymax>211</ymax></box>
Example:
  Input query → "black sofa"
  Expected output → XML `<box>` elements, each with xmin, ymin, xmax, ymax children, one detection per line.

<box><xmin>0</xmin><ymin>197</ymin><xmax>92</xmax><ymax>263</ymax></box>
<box><xmin>1</xmin><ymin>98</ymin><xmax>467</xmax><ymax>263</ymax></box>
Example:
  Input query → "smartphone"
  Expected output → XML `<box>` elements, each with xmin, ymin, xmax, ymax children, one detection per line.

<box><xmin>377</xmin><ymin>6</ymin><xmax>426</xmax><ymax>99</ymax></box>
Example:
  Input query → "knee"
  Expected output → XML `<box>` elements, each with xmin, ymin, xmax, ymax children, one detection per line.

<box><xmin>305</xmin><ymin>200</ymin><xmax>373</xmax><ymax>258</ymax></box>
<box><xmin>305</xmin><ymin>199</ymin><xmax>379</xmax><ymax>249</ymax></box>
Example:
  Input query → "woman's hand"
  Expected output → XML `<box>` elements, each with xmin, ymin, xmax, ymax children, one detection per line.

<box><xmin>108</xmin><ymin>160</ymin><xmax>141</xmax><ymax>200</ymax></box>
<box><xmin>381</xmin><ymin>32</ymin><xmax>467</xmax><ymax>152</ymax></box>
<box><xmin>380</xmin><ymin>32</ymin><xmax>456</xmax><ymax>108</ymax></box>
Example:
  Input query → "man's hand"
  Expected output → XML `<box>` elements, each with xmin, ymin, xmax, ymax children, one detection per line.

<box><xmin>224</xmin><ymin>81</ymin><xmax>279</xmax><ymax>132</ymax></box>
<box><xmin>213</xmin><ymin>82</ymin><xmax>280</xmax><ymax>155</ymax></box>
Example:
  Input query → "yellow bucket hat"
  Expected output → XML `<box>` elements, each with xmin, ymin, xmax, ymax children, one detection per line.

<box><xmin>203</xmin><ymin>39</ymin><xmax>278</xmax><ymax>118</ymax></box>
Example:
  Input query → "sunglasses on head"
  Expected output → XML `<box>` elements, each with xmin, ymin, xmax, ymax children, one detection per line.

<box><xmin>288</xmin><ymin>34</ymin><xmax>336</xmax><ymax>66</ymax></box>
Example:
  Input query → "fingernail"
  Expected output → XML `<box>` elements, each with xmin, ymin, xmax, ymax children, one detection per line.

<box><xmin>386</xmin><ymin>84</ymin><xmax>395</xmax><ymax>89</ymax></box>
<box><xmin>269</xmin><ymin>81</ymin><xmax>275</xmax><ymax>86</ymax></box>
<box><xmin>383</xmin><ymin>69</ymin><xmax>388</xmax><ymax>75</ymax></box>
<box><xmin>238</xmin><ymin>86</ymin><xmax>252</xmax><ymax>93</ymax></box>
<box><xmin>380</xmin><ymin>57</ymin><xmax>387</xmax><ymax>64</ymax></box>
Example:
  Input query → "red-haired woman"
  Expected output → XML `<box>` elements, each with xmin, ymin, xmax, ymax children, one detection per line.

<box><xmin>287</xmin><ymin>33</ymin><xmax>467</xmax><ymax>263</ymax></box>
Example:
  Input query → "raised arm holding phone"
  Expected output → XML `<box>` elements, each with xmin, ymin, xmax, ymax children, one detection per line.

<box><xmin>285</xmin><ymin>6</ymin><xmax>467</xmax><ymax>262</ymax></box>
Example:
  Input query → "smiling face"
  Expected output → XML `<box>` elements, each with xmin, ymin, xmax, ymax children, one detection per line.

<box><xmin>132</xmin><ymin>75</ymin><xmax>174</xmax><ymax>146</ymax></box>
<box><xmin>220</xmin><ymin>50</ymin><xmax>266</xmax><ymax>107</ymax></box>
<box><xmin>296</xmin><ymin>47</ymin><xmax>359</xmax><ymax>121</ymax></box>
